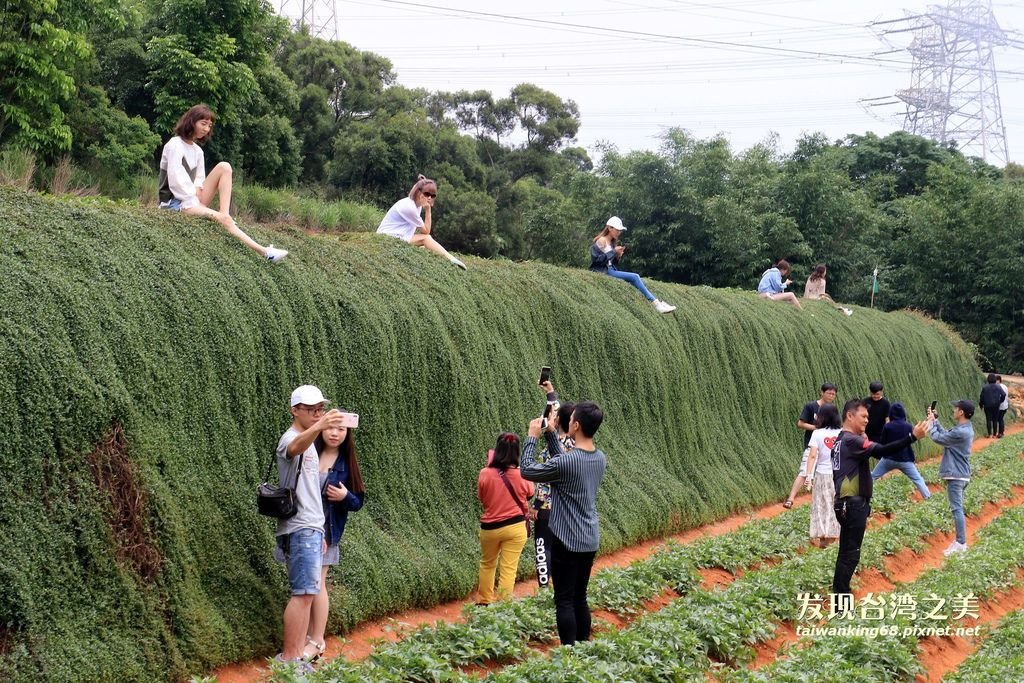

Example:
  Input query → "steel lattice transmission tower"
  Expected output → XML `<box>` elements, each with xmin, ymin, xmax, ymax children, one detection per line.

<box><xmin>875</xmin><ymin>1</ymin><xmax>1010</xmax><ymax>164</ymax></box>
<box><xmin>278</xmin><ymin>0</ymin><xmax>339</xmax><ymax>41</ymax></box>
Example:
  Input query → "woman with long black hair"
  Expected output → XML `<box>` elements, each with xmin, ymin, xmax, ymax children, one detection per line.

<box><xmin>301</xmin><ymin>424</ymin><xmax>365</xmax><ymax>662</ymax></box>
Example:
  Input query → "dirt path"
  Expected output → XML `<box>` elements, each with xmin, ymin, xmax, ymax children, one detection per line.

<box><xmin>211</xmin><ymin>494</ymin><xmax>814</xmax><ymax>682</ymax></box>
<box><xmin>747</xmin><ymin>486</ymin><xmax>1024</xmax><ymax>669</ymax></box>
<box><xmin>210</xmin><ymin>423</ymin><xmax>1022</xmax><ymax>683</ymax></box>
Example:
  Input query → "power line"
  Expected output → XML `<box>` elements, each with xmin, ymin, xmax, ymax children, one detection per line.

<box><xmin>367</xmin><ymin>0</ymin><xmax>913</xmax><ymax>67</ymax></box>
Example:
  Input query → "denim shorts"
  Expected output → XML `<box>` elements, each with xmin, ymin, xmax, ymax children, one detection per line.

<box><xmin>159</xmin><ymin>198</ymin><xmax>183</xmax><ymax>212</ymax></box>
<box><xmin>274</xmin><ymin>528</ymin><xmax>323</xmax><ymax>595</ymax></box>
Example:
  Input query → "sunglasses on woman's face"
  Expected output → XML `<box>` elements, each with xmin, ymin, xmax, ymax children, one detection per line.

<box><xmin>423</xmin><ymin>192</ymin><xmax>437</xmax><ymax>198</ymax></box>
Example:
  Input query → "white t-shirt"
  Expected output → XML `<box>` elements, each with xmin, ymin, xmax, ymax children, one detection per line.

<box><xmin>159</xmin><ymin>136</ymin><xmax>206</xmax><ymax>209</ymax></box>
<box><xmin>999</xmin><ymin>383</ymin><xmax>1009</xmax><ymax>411</ymax></box>
<box><xmin>807</xmin><ymin>427</ymin><xmax>841</xmax><ymax>476</ymax></box>
<box><xmin>376</xmin><ymin>197</ymin><xmax>424</xmax><ymax>242</ymax></box>
<box><xmin>275</xmin><ymin>427</ymin><xmax>325</xmax><ymax>536</ymax></box>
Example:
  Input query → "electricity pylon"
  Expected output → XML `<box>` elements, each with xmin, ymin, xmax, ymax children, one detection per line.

<box><xmin>278</xmin><ymin>0</ymin><xmax>339</xmax><ymax>41</ymax></box>
<box><xmin>872</xmin><ymin>0</ymin><xmax>1015</xmax><ymax>164</ymax></box>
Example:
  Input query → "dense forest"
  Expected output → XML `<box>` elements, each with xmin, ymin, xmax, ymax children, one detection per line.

<box><xmin>1</xmin><ymin>0</ymin><xmax>1022</xmax><ymax>369</ymax></box>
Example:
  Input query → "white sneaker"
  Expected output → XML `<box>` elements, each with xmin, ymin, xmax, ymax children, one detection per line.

<box><xmin>943</xmin><ymin>541</ymin><xmax>968</xmax><ymax>557</ymax></box>
<box><xmin>449</xmin><ymin>256</ymin><xmax>467</xmax><ymax>270</ymax></box>
<box><xmin>653</xmin><ymin>300</ymin><xmax>677</xmax><ymax>314</ymax></box>
<box><xmin>841</xmin><ymin>307</ymin><xmax>853</xmax><ymax>316</ymax></box>
<box><xmin>265</xmin><ymin>245</ymin><xmax>289</xmax><ymax>262</ymax></box>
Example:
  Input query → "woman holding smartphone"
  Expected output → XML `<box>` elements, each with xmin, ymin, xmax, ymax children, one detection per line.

<box><xmin>477</xmin><ymin>433</ymin><xmax>534</xmax><ymax>604</ymax></box>
<box><xmin>590</xmin><ymin>216</ymin><xmax>676</xmax><ymax>313</ymax></box>
<box><xmin>377</xmin><ymin>174</ymin><xmax>466</xmax><ymax>269</ymax></box>
<box><xmin>302</xmin><ymin>415</ymin><xmax>365</xmax><ymax>662</ymax></box>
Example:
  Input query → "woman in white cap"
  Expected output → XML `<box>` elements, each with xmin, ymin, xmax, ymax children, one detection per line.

<box><xmin>590</xmin><ymin>217</ymin><xmax>676</xmax><ymax>313</ymax></box>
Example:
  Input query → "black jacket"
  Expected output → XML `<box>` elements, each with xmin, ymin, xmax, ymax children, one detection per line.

<box><xmin>980</xmin><ymin>383</ymin><xmax>1004</xmax><ymax>409</ymax></box>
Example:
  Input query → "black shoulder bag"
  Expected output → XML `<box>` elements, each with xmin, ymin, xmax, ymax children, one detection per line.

<box><xmin>257</xmin><ymin>451</ymin><xmax>302</xmax><ymax>519</ymax></box>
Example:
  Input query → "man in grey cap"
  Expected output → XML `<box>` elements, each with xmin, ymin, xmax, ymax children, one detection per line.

<box><xmin>927</xmin><ymin>399</ymin><xmax>975</xmax><ymax>556</ymax></box>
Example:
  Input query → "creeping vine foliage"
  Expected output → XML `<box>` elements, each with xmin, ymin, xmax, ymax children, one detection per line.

<box><xmin>0</xmin><ymin>187</ymin><xmax>982</xmax><ymax>681</ymax></box>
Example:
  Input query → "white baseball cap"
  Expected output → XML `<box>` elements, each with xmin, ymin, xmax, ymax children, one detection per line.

<box><xmin>290</xmin><ymin>385</ymin><xmax>331</xmax><ymax>407</ymax></box>
<box><xmin>606</xmin><ymin>216</ymin><xmax>627</xmax><ymax>231</ymax></box>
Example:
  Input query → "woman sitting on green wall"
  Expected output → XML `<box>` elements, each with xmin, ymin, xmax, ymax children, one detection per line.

<box><xmin>158</xmin><ymin>104</ymin><xmax>288</xmax><ymax>262</ymax></box>
<box><xmin>301</xmin><ymin>422</ymin><xmax>366</xmax><ymax>662</ymax></box>
<box><xmin>589</xmin><ymin>216</ymin><xmax>676</xmax><ymax>313</ymax></box>
<box><xmin>377</xmin><ymin>175</ymin><xmax>466</xmax><ymax>270</ymax></box>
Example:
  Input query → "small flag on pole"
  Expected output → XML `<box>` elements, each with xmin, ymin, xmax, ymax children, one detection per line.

<box><xmin>870</xmin><ymin>266</ymin><xmax>879</xmax><ymax>308</ymax></box>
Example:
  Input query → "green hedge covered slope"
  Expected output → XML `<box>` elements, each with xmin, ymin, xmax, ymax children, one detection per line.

<box><xmin>0</xmin><ymin>187</ymin><xmax>982</xmax><ymax>681</ymax></box>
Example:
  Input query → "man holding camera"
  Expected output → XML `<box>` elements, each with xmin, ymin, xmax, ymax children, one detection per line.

<box><xmin>927</xmin><ymin>400</ymin><xmax>975</xmax><ymax>556</ymax></box>
<box><xmin>274</xmin><ymin>385</ymin><xmax>346</xmax><ymax>665</ymax></box>
<box><xmin>521</xmin><ymin>388</ymin><xmax>607</xmax><ymax>646</ymax></box>
<box><xmin>831</xmin><ymin>398</ymin><xmax>928</xmax><ymax>596</ymax></box>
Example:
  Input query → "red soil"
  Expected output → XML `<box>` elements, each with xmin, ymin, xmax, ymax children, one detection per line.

<box><xmin>210</xmin><ymin>423</ymin><xmax>1022</xmax><ymax>683</ymax></box>
<box><xmin>915</xmin><ymin>569</ymin><xmax>1024</xmax><ymax>682</ymax></box>
<box><xmin>210</xmin><ymin>493</ymin><xmax>812</xmax><ymax>682</ymax></box>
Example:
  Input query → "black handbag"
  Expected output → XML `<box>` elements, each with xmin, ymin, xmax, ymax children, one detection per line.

<box><xmin>256</xmin><ymin>450</ymin><xmax>302</xmax><ymax>519</ymax></box>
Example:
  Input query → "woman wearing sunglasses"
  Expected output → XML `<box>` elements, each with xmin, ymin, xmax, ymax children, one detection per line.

<box><xmin>377</xmin><ymin>174</ymin><xmax>466</xmax><ymax>269</ymax></box>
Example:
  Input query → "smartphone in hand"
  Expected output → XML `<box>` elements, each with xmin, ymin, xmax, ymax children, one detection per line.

<box><xmin>538</xmin><ymin>366</ymin><xmax>551</xmax><ymax>386</ymax></box>
<box><xmin>338</xmin><ymin>412</ymin><xmax>359</xmax><ymax>429</ymax></box>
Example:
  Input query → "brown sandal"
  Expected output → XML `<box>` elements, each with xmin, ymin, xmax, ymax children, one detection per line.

<box><xmin>782</xmin><ymin>499</ymin><xmax>794</xmax><ymax>509</ymax></box>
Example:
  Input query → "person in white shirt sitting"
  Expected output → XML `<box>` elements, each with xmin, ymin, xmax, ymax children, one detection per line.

<box><xmin>376</xmin><ymin>175</ymin><xmax>466</xmax><ymax>270</ymax></box>
<box><xmin>158</xmin><ymin>104</ymin><xmax>287</xmax><ymax>262</ymax></box>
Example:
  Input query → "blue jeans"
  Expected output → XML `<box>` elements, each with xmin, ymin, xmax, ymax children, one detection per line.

<box><xmin>606</xmin><ymin>266</ymin><xmax>655</xmax><ymax>302</ymax></box>
<box><xmin>945</xmin><ymin>479</ymin><xmax>969</xmax><ymax>544</ymax></box>
<box><xmin>871</xmin><ymin>459</ymin><xmax>930</xmax><ymax>499</ymax></box>
<box><xmin>275</xmin><ymin>528</ymin><xmax>324</xmax><ymax>595</ymax></box>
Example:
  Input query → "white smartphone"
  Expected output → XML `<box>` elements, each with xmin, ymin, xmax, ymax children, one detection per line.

<box><xmin>339</xmin><ymin>412</ymin><xmax>359</xmax><ymax>429</ymax></box>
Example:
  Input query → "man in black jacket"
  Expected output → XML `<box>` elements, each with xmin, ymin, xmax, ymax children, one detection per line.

<box><xmin>980</xmin><ymin>373</ymin><xmax>1005</xmax><ymax>438</ymax></box>
<box><xmin>832</xmin><ymin>398</ymin><xmax>928</xmax><ymax>596</ymax></box>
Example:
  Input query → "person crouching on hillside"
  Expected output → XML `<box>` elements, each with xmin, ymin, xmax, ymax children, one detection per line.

<box><xmin>377</xmin><ymin>175</ymin><xmax>466</xmax><ymax>269</ymax></box>
<box><xmin>158</xmin><ymin>104</ymin><xmax>288</xmax><ymax>262</ymax></box>
<box><xmin>870</xmin><ymin>402</ymin><xmax>931</xmax><ymax>500</ymax></box>
<box><xmin>477</xmin><ymin>433</ymin><xmax>534</xmax><ymax>604</ymax></box>
<box><xmin>757</xmin><ymin>259</ymin><xmax>802</xmax><ymax>310</ymax></box>
<box><xmin>590</xmin><ymin>217</ymin><xmax>676</xmax><ymax>313</ymax></box>
<box><xmin>300</xmin><ymin>421</ymin><xmax>366</xmax><ymax>662</ymax></box>
<box><xmin>273</xmin><ymin>386</ymin><xmax>345</xmax><ymax>669</ymax></box>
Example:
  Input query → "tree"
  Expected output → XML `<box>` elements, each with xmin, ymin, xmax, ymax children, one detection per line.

<box><xmin>145</xmin><ymin>0</ymin><xmax>287</xmax><ymax>165</ymax></box>
<box><xmin>66</xmin><ymin>84</ymin><xmax>160</xmax><ymax>180</ymax></box>
<box><xmin>279</xmin><ymin>31</ymin><xmax>394</xmax><ymax>125</ymax></box>
<box><xmin>508</xmin><ymin>83</ymin><xmax>579</xmax><ymax>152</ymax></box>
<box><xmin>0</xmin><ymin>0</ymin><xmax>97</xmax><ymax>153</ymax></box>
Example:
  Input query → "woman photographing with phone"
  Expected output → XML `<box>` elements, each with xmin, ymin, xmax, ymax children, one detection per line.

<box><xmin>757</xmin><ymin>259</ymin><xmax>802</xmax><ymax>310</ymax></box>
<box><xmin>377</xmin><ymin>175</ymin><xmax>466</xmax><ymax>269</ymax></box>
<box><xmin>477</xmin><ymin>433</ymin><xmax>534</xmax><ymax>604</ymax></box>
<box><xmin>302</xmin><ymin>414</ymin><xmax>365</xmax><ymax>663</ymax></box>
<box><xmin>590</xmin><ymin>216</ymin><xmax>676</xmax><ymax>313</ymax></box>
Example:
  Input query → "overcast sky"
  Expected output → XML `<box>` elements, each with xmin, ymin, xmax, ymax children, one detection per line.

<box><xmin>284</xmin><ymin>0</ymin><xmax>1024</xmax><ymax>165</ymax></box>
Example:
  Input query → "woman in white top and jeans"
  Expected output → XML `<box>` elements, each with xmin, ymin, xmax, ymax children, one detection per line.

<box><xmin>159</xmin><ymin>104</ymin><xmax>287</xmax><ymax>262</ymax></box>
<box><xmin>377</xmin><ymin>175</ymin><xmax>466</xmax><ymax>269</ymax></box>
